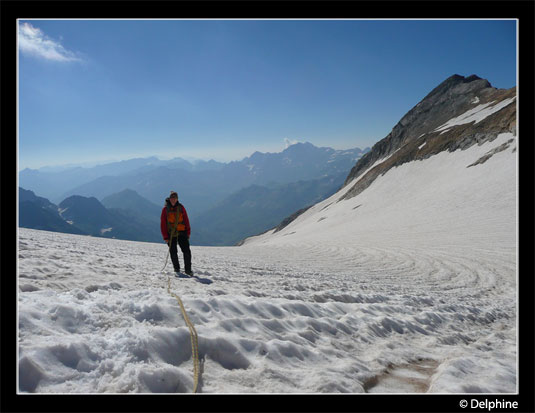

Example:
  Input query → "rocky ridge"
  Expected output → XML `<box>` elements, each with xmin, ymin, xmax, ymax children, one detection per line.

<box><xmin>341</xmin><ymin>74</ymin><xmax>516</xmax><ymax>201</ymax></box>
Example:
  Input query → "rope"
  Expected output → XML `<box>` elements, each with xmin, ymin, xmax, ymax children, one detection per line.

<box><xmin>166</xmin><ymin>274</ymin><xmax>200</xmax><ymax>393</ymax></box>
<box><xmin>162</xmin><ymin>231</ymin><xmax>200</xmax><ymax>393</ymax></box>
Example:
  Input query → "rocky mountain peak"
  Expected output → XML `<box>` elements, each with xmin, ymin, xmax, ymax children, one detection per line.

<box><xmin>342</xmin><ymin>74</ymin><xmax>516</xmax><ymax>200</ymax></box>
<box><xmin>392</xmin><ymin>74</ymin><xmax>494</xmax><ymax>143</ymax></box>
<box><xmin>415</xmin><ymin>74</ymin><xmax>491</xmax><ymax>110</ymax></box>
<box><xmin>58</xmin><ymin>195</ymin><xmax>110</xmax><ymax>225</ymax></box>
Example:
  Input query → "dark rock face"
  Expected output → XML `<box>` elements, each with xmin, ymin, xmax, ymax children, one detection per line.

<box><xmin>272</xmin><ymin>205</ymin><xmax>312</xmax><ymax>234</ymax></box>
<box><xmin>341</xmin><ymin>74</ymin><xmax>516</xmax><ymax>201</ymax></box>
<box><xmin>19</xmin><ymin>188</ymin><xmax>87</xmax><ymax>235</ymax></box>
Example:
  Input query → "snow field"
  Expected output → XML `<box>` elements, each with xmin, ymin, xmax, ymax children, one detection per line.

<box><xmin>18</xmin><ymin>132</ymin><xmax>517</xmax><ymax>393</ymax></box>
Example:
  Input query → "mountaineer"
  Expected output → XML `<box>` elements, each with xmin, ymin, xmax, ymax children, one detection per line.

<box><xmin>160</xmin><ymin>191</ymin><xmax>193</xmax><ymax>276</ymax></box>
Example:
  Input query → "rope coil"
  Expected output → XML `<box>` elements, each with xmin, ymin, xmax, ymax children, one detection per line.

<box><xmin>162</xmin><ymin>232</ymin><xmax>200</xmax><ymax>393</ymax></box>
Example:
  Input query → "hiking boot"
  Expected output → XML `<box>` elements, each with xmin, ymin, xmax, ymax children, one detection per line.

<box><xmin>185</xmin><ymin>269</ymin><xmax>194</xmax><ymax>276</ymax></box>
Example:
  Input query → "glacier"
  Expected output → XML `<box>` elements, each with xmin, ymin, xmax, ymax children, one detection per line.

<box><xmin>17</xmin><ymin>132</ymin><xmax>517</xmax><ymax>394</ymax></box>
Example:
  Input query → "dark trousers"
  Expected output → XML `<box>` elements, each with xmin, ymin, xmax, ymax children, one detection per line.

<box><xmin>169</xmin><ymin>233</ymin><xmax>192</xmax><ymax>273</ymax></box>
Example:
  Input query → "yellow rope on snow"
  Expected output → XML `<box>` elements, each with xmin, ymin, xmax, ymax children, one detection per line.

<box><xmin>166</xmin><ymin>274</ymin><xmax>200</xmax><ymax>393</ymax></box>
<box><xmin>162</xmin><ymin>232</ymin><xmax>200</xmax><ymax>393</ymax></box>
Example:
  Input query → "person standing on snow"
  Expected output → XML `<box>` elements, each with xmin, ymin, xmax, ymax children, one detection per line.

<box><xmin>161</xmin><ymin>191</ymin><xmax>193</xmax><ymax>275</ymax></box>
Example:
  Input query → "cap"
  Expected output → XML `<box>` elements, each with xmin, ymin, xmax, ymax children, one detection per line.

<box><xmin>170</xmin><ymin>191</ymin><xmax>178</xmax><ymax>199</ymax></box>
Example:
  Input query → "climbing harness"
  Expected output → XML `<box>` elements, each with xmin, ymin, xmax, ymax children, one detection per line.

<box><xmin>162</xmin><ymin>229</ymin><xmax>201</xmax><ymax>393</ymax></box>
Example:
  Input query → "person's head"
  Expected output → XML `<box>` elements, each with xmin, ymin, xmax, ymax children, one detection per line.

<box><xmin>169</xmin><ymin>191</ymin><xmax>178</xmax><ymax>205</ymax></box>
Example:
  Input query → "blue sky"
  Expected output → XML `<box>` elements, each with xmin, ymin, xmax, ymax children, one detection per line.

<box><xmin>18</xmin><ymin>19</ymin><xmax>517</xmax><ymax>170</ymax></box>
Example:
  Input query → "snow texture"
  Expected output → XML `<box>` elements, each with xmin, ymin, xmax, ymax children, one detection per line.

<box><xmin>18</xmin><ymin>133</ymin><xmax>517</xmax><ymax>394</ymax></box>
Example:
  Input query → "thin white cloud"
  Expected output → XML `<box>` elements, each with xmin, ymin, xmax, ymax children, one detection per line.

<box><xmin>18</xmin><ymin>22</ymin><xmax>82</xmax><ymax>62</ymax></box>
<box><xmin>284</xmin><ymin>138</ymin><xmax>300</xmax><ymax>148</ymax></box>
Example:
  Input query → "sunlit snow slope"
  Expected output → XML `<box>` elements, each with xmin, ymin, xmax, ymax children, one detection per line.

<box><xmin>244</xmin><ymin>131</ymin><xmax>517</xmax><ymax>392</ymax></box>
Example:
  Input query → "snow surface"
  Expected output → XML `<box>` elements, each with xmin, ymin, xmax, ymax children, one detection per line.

<box><xmin>18</xmin><ymin>133</ymin><xmax>517</xmax><ymax>394</ymax></box>
<box><xmin>434</xmin><ymin>97</ymin><xmax>516</xmax><ymax>134</ymax></box>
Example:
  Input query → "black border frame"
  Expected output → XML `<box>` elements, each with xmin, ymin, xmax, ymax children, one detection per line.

<box><xmin>2</xmin><ymin>1</ymin><xmax>534</xmax><ymax>412</ymax></box>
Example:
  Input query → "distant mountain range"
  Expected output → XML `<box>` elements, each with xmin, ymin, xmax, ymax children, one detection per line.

<box><xmin>192</xmin><ymin>172</ymin><xmax>348</xmax><ymax>246</ymax></box>
<box><xmin>19</xmin><ymin>156</ymin><xmax>224</xmax><ymax>205</ymax></box>
<box><xmin>19</xmin><ymin>142</ymin><xmax>369</xmax><ymax>245</ymax></box>
<box><xmin>19</xmin><ymin>188</ymin><xmax>86</xmax><ymax>235</ymax></box>
<box><xmin>19</xmin><ymin>142</ymin><xmax>368</xmax><ymax>217</ymax></box>
<box><xmin>20</xmin><ymin>188</ymin><xmax>162</xmax><ymax>242</ymax></box>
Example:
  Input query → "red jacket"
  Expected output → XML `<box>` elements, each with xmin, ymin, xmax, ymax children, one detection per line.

<box><xmin>160</xmin><ymin>201</ymin><xmax>191</xmax><ymax>240</ymax></box>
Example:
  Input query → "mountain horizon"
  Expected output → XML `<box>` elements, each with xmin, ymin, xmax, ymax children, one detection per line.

<box><xmin>19</xmin><ymin>141</ymin><xmax>368</xmax><ymax>206</ymax></box>
<box><xmin>19</xmin><ymin>141</ymin><xmax>368</xmax><ymax>245</ymax></box>
<box><xmin>20</xmin><ymin>141</ymin><xmax>369</xmax><ymax>174</ymax></box>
